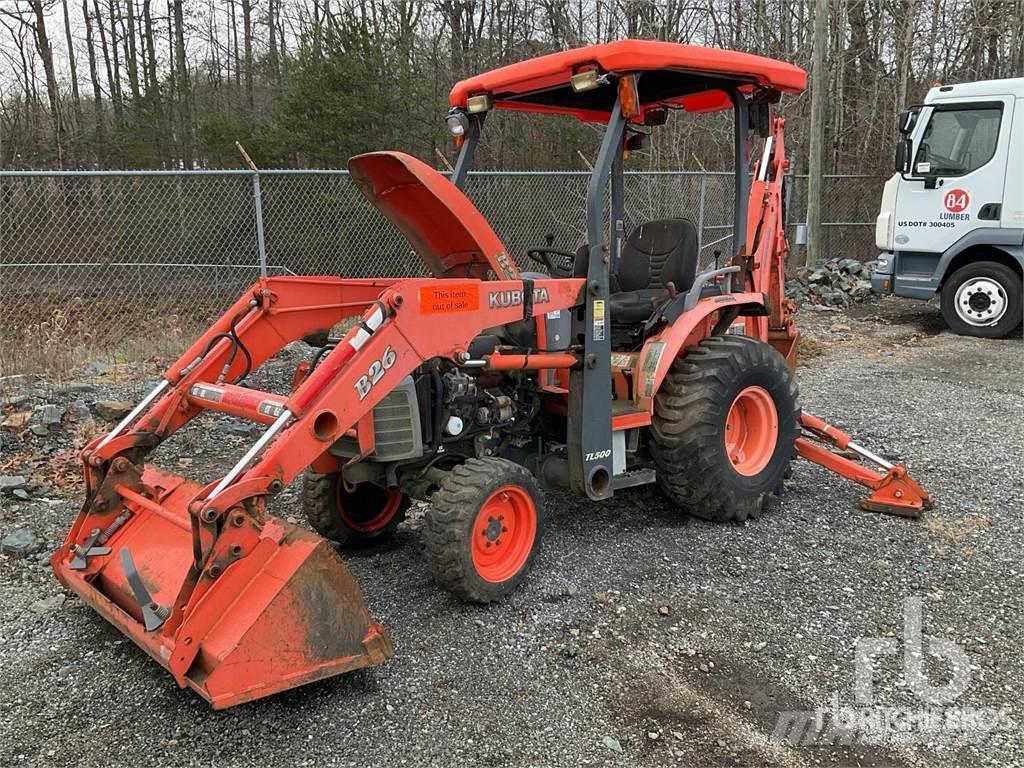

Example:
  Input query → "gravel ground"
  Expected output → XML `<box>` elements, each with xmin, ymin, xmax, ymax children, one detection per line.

<box><xmin>1</xmin><ymin>296</ymin><xmax>1021</xmax><ymax>768</ymax></box>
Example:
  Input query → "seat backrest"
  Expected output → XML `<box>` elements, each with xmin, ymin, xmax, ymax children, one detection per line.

<box><xmin>616</xmin><ymin>218</ymin><xmax>699</xmax><ymax>292</ymax></box>
<box><xmin>572</xmin><ymin>218</ymin><xmax>699</xmax><ymax>292</ymax></box>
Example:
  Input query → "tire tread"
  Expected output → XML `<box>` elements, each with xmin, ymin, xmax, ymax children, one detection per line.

<box><xmin>650</xmin><ymin>335</ymin><xmax>799</xmax><ymax>523</ymax></box>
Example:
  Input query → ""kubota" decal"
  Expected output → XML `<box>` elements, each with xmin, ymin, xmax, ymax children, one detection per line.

<box><xmin>487</xmin><ymin>286</ymin><xmax>550</xmax><ymax>309</ymax></box>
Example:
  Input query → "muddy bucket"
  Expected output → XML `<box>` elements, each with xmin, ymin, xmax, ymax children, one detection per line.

<box><xmin>52</xmin><ymin>464</ymin><xmax>392</xmax><ymax>709</ymax></box>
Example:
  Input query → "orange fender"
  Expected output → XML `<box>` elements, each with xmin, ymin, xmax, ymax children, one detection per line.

<box><xmin>632</xmin><ymin>292</ymin><xmax>766</xmax><ymax>409</ymax></box>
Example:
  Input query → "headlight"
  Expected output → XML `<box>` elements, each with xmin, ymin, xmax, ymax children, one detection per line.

<box><xmin>445</xmin><ymin>109</ymin><xmax>469</xmax><ymax>137</ymax></box>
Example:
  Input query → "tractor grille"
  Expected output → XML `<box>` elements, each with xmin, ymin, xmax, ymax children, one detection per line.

<box><xmin>328</xmin><ymin>376</ymin><xmax>422</xmax><ymax>461</ymax></box>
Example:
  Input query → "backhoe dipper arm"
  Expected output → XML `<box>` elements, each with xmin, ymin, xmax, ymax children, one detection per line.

<box><xmin>740</xmin><ymin>116</ymin><xmax>799</xmax><ymax>365</ymax></box>
<box><xmin>796</xmin><ymin>412</ymin><xmax>933</xmax><ymax>518</ymax></box>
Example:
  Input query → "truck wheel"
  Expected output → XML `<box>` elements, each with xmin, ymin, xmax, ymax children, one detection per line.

<box><xmin>422</xmin><ymin>458</ymin><xmax>544</xmax><ymax>603</ymax></box>
<box><xmin>650</xmin><ymin>335</ymin><xmax>800</xmax><ymax>522</ymax></box>
<box><xmin>303</xmin><ymin>470</ymin><xmax>409</xmax><ymax>547</ymax></box>
<box><xmin>940</xmin><ymin>261</ymin><xmax>1023</xmax><ymax>339</ymax></box>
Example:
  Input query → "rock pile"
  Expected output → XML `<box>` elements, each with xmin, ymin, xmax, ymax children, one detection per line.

<box><xmin>786</xmin><ymin>258</ymin><xmax>878</xmax><ymax>309</ymax></box>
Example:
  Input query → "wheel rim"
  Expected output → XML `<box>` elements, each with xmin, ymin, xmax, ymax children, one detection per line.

<box><xmin>471</xmin><ymin>485</ymin><xmax>537</xmax><ymax>583</ymax></box>
<box><xmin>955</xmin><ymin>277</ymin><xmax>1008</xmax><ymax>326</ymax></box>
<box><xmin>724</xmin><ymin>386</ymin><xmax>779</xmax><ymax>477</ymax></box>
<box><xmin>336</xmin><ymin>483</ymin><xmax>403</xmax><ymax>533</ymax></box>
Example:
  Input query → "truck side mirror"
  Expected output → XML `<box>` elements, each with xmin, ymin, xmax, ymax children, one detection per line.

<box><xmin>897</xmin><ymin>109</ymin><xmax>915</xmax><ymax>134</ymax></box>
<box><xmin>894</xmin><ymin>137</ymin><xmax>912</xmax><ymax>173</ymax></box>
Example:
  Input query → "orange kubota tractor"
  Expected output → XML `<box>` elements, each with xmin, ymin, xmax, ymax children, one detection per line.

<box><xmin>53</xmin><ymin>40</ymin><xmax>932</xmax><ymax>709</ymax></box>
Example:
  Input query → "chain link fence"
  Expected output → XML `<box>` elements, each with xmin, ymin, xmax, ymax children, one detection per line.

<box><xmin>0</xmin><ymin>169</ymin><xmax>881</xmax><ymax>389</ymax></box>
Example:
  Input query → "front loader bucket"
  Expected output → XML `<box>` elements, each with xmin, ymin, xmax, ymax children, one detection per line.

<box><xmin>52</xmin><ymin>466</ymin><xmax>392</xmax><ymax>709</ymax></box>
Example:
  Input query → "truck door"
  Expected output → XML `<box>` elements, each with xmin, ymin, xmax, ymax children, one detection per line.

<box><xmin>893</xmin><ymin>98</ymin><xmax>1013</xmax><ymax>256</ymax></box>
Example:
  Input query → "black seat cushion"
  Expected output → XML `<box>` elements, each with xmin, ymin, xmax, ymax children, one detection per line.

<box><xmin>609</xmin><ymin>288</ymin><xmax>677</xmax><ymax>324</ymax></box>
<box><xmin>612</xmin><ymin>219</ymin><xmax>699</xmax><ymax>323</ymax></box>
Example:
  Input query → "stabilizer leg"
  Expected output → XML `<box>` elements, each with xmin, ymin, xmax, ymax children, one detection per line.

<box><xmin>796</xmin><ymin>412</ymin><xmax>933</xmax><ymax>518</ymax></box>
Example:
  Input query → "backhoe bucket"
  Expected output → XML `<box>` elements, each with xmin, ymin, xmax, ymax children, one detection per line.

<box><xmin>52</xmin><ymin>465</ymin><xmax>392</xmax><ymax>709</ymax></box>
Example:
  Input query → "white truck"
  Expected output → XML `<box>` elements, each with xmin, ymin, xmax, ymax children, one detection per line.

<box><xmin>872</xmin><ymin>78</ymin><xmax>1023</xmax><ymax>337</ymax></box>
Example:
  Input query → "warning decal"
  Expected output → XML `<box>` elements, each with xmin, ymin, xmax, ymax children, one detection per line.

<box><xmin>190</xmin><ymin>384</ymin><xmax>224</xmax><ymax>402</ymax></box>
<box><xmin>493</xmin><ymin>251</ymin><xmax>518</xmax><ymax>280</ymax></box>
<box><xmin>593</xmin><ymin>300</ymin><xmax>606</xmax><ymax>341</ymax></box>
<box><xmin>419</xmin><ymin>283</ymin><xmax>480</xmax><ymax>314</ymax></box>
<box><xmin>641</xmin><ymin>341</ymin><xmax>666</xmax><ymax>398</ymax></box>
<box><xmin>610</xmin><ymin>352</ymin><xmax>636</xmax><ymax>369</ymax></box>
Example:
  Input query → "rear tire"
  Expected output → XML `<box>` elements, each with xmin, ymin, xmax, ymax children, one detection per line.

<box><xmin>940</xmin><ymin>261</ymin><xmax>1022</xmax><ymax>339</ymax></box>
<box><xmin>650</xmin><ymin>335</ymin><xmax>799</xmax><ymax>522</ymax></box>
<box><xmin>422</xmin><ymin>457</ymin><xmax>544</xmax><ymax>603</ymax></box>
<box><xmin>303</xmin><ymin>471</ymin><xmax>409</xmax><ymax>547</ymax></box>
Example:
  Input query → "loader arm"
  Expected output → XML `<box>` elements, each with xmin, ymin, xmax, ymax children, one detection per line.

<box><xmin>54</xmin><ymin>273</ymin><xmax>584</xmax><ymax>708</ymax></box>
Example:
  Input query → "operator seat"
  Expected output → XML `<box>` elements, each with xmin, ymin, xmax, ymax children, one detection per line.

<box><xmin>575</xmin><ymin>218</ymin><xmax>700</xmax><ymax>324</ymax></box>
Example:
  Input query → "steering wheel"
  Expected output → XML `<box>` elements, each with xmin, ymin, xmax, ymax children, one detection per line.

<box><xmin>526</xmin><ymin>247</ymin><xmax>576</xmax><ymax>278</ymax></box>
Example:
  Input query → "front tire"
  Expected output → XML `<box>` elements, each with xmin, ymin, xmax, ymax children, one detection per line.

<box><xmin>303</xmin><ymin>471</ymin><xmax>409</xmax><ymax>547</ymax></box>
<box><xmin>940</xmin><ymin>261</ymin><xmax>1022</xmax><ymax>339</ymax></box>
<box><xmin>650</xmin><ymin>335</ymin><xmax>800</xmax><ymax>522</ymax></box>
<box><xmin>422</xmin><ymin>458</ymin><xmax>544</xmax><ymax>603</ymax></box>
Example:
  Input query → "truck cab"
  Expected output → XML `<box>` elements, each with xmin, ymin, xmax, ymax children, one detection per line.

<box><xmin>872</xmin><ymin>78</ymin><xmax>1023</xmax><ymax>337</ymax></box>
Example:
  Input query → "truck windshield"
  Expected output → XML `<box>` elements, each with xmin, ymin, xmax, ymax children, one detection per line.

<box><xmin>914</xmin><ymin>106</ymin><xmax>1001</xmax><ymax>176</ymax></box>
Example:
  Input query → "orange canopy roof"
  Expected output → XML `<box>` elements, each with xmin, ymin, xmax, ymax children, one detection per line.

<box><xmin>449</xmin><ymin>40</ymin><xmax>807</xmax><ymax>122</ymax></box>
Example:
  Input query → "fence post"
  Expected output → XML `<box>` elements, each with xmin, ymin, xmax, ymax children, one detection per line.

<box><xmin>251</xmin><ymin>173</ymin><xmax>268</xmax><ymax>278</ymax></box>
<box><xmin>696</xmin><ymin>173</ymin><xmax>706</xmax><ymax>252</ymax></box>
<box><xmin>236</xmin><ymin>142</ymin><xmax>268</xmax><ymax>278</ymax></box>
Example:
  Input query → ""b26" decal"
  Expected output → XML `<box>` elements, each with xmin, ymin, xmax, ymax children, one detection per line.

<box><xmin>354</xmin><ymin>346</ymin><xmax>397</xmax><ymax>400</ymax></box>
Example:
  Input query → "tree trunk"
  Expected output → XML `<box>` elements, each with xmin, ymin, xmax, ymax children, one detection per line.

<box><xmin>805</xmin><ymin>0</ymin><xmax>829</xmax><ymax>265</ymax></box>
<box><xmin>142</xmin><ymin>0</ymin><xmax>158</xmax><ymax>94</ymax></box>
<box><xmin>229</xmin><ymin>0</ymin><xmax>241</xmax><ymax>87</ymax></box>
<box><xmin>267</xmin><ymin>0</ymin><xmax>279</xmax><ymax>84</ymax></box>
<box><xmin>61</xmin><ymin>0</ymin><xmax>85</xmax><ymax>134</ymax></box>
<box><xmin>171</xmin><ymin>0</ymin><xmax>193</xmax><ymax>166</ymax></box>
<box><xmin>124</xmin><ymin>0</ymin><xmax>141</xmax><ymax>100</ymax></box>
<box><xmin>897</xmin><ymin>0</ymin><xmax>916</xmax><ymax>116</ymax></box>
<box><xmin>82</xmin><ymin>0</ymin><xmax>105</xmax><ymax>147</ymax></box>
<box><xmin>29</xmin><ymin>0</ymin><xmax>64</xmax><ymax>163</ymax></box>
<box><xmin>241</xmin><ymin>0</ymin><xmax>254</xmax><ymax>110</ymax></box>
<box><xmin>312</xmin><ymin>0</ymin><xmax>322</xmax><ymax>57</ymax></box>
<box><xmin>93</xmin><ymin>0</ymin><xmax>122</xmax><ymax>126</ymax></box>
<box><xmin>107</xmin><ymin>0</ymin><xmax>124</xmax><ymax>115</ymax></box>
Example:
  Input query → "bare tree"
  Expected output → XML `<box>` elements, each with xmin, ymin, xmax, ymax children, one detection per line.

<box><xmin>82</xmin><ymin>0</ymin><xmax>104</xmax><ymax>143</ymax></box>
<box><xmin>60</xmin><ymin>0</ymin><xmax>84</xmax><ymax>134</ymax></box>
<box><xmin>1</xmin><ymin>0</ymin><xmax>1022</xmax><ymax>170</ymax></box>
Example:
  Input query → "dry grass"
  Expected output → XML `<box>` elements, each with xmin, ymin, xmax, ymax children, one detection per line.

<box><xmin>922</xmin><ymin>514</ymin><xmax>992</xmax><ymax>559</ymax></box>
<box><xmin>0</xmin><ymin>296</ymin><xmax>222</xmax><ymax>384</ymax></box>
<box><xmin>796</xmin><ymin>335</ymin><xmax>828</xmax><ymax>364</ymax></box>
<box><xmin>922</xmin><ymin>514</ymin><xmax>992</xmax><ymax>545</ymax></box>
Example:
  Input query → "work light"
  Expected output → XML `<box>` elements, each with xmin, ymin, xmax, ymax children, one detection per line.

<box><xmin>466</xmin><ymin>94</ymin><xmax>492</xmax><ymax>114</ymax></box>
<box><xmin>445</xmin><ymin>109</ymin><xmax>470</xmax><ymax>137</ymax></box>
